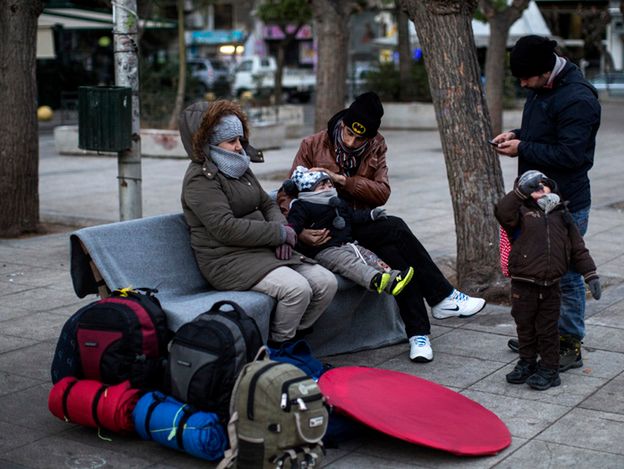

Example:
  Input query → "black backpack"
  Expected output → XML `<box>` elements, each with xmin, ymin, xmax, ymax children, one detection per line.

<box><xmin>167</xmin><ymin>300</ymin><xmax>263</xmax><ymax>420</ymax></box>
<box><xmin>51</xmin><ymin>288</ymin><xmax>171</xmax><ymax>388</ymax></box>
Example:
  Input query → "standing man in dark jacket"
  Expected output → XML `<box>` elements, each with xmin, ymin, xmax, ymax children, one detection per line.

<box><xmin>492</xmin><ymin>35</ymin><xmax>602</xmax><ymax>371</ymax></box>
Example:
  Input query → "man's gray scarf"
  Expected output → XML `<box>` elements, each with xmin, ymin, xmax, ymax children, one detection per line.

<box><xmin>547</xmin><ymin>56</ymin><xmax>567</xmax><ymax>86</ymax></box>
<box><xmin>207</xmin><ymin>145</ymin><xmax>250</xmax><ymax>179</ymax></box>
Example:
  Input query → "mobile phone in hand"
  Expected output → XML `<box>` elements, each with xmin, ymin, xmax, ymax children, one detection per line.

<box><xmin>487</xmin><ymin>139</ymin><xmax>498</xmax><ymax>147</ymax></box>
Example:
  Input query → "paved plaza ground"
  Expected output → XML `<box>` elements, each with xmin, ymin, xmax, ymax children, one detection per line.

<box><xmin>1</xmin><ymin>100</ymin><xmax>623</xmax><ymax>468</ymax></box>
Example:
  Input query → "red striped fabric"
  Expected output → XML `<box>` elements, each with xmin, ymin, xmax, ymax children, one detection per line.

<box><xmin>499</xmin><ymin>227</ymin><xmax>511</xmax><ymax>278</ymax></box>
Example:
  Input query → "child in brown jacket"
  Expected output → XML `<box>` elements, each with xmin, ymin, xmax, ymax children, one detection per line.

<box><xmin>495</xmin><ymin>170</ymin><xmax>601</xmax><ymax>390</ymax></box>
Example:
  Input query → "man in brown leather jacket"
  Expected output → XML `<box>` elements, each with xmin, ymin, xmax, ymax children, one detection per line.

<box><xmin>277</xmin><ymin>92</ymin><xmax>486</xmax><ymax>362</ymax></box>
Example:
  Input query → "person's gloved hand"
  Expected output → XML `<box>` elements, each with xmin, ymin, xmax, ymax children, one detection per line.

<box><xmin>371</xmin><ymin>208</ymin><xmax>387</xmax><ymax>220</ymax></box>
<box><xmin>588</xmin><ymin>277</ymin><xmax>601</xmax><ymax>300</ymax></box>
<box><xmin>517</xmin><ymin>170</ymin><xmax>546</xmax><ymax>196</ymax></box>
<box><xmin>283</xmin><ymin>225</ymin><xmax>297</xmax><ymax>247</ymax></box>
<box><xmin>275</xmin><ymin>243</ymin><xmax>292</xmax><ymax>260</ymax></box>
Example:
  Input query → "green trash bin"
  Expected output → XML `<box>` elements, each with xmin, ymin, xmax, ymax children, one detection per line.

<box><xmin>78</xmin><ymin>86</ymin><xmax>132</xmax><ymax>152</ymax></box>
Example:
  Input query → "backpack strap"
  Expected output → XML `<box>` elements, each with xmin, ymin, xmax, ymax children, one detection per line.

<box><xmin>175</xmin><ymin>405</ymin><xmax>195</xmax><ymax>451</ymax></box>
<box><xmin>143</xmin><ymin>392</ymin><xmax>165</xmax><ymax>440</ymax></box>
<box><xmin>61</xmin><ymin>379</ymin><xmax>79</xmax><ymax>422</ymax></box>
<box><xmin>91</xmin><ymin>384</ymin><xmax>108</xmax><ymax>428</ymax></box>
<box><xmin>216</xmin><ymin>410</ymin><xmax>239</xmax><ymax>469</ymax></box>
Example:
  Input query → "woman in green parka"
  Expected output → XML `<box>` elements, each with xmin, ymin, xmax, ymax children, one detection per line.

<box><xmin>180</xmin><ymin>100</ymin><xmax>337</xmax><ymax>346</ymax></box>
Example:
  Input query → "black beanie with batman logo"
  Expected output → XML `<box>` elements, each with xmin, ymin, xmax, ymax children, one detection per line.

<box><xmin>342</xmin><ymin>92</ymin><xmax>384</xmax><ymax>138</ymax></box>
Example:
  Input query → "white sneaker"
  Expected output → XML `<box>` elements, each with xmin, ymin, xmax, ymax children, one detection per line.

<box><xmin>431</xmin><ymin>289</ymin><xmax>486</xmax><ymax>320</ymax></box>
<box><xmin>409</xmin><ymin>335</ymin><xmax>433</xmax><ymax>362</ymax></box>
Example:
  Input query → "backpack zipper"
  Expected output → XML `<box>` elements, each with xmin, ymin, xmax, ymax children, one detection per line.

<box><xmin>246</xmin><ymin>362</ymin><xmax>285</xmax><ymax>420</ymax></box>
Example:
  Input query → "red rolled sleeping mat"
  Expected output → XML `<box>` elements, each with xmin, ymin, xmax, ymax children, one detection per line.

<box><xmin>48</xmin><ymin>376</ymin><xmax>142</xmax><ymax>433</ymax></box>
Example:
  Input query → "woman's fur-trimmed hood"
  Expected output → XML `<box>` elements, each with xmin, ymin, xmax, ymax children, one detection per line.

<box><xmin>178</xmin><ymin>100</ymin><xmax>251</xmax><ymax>163</ymax></box>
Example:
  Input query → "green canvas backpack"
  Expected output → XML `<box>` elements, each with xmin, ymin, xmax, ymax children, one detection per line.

<box><xmin>218</xmin><ymin>348</ymin><xmax>328</xmax><ymax>468</ymax></box>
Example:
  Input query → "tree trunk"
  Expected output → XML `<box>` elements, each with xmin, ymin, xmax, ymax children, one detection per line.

<box><xmin>274</xmin><ymin>40</ymin><xmax>286</xmax><ymax>105</ymax></box>
<box><xmin>484</xmin><ymin>17</ymin><xmax>512</xmax><ymax>135</ymax></box>
<box><xmin>0</xmin><ymin>0</ymin><xmax>43</xmax><ymax>237</ymax></box>
<box><xmin>168</xmin><ymin>0</ymin><xmax>187</xmax><ymax>130</ymax></box>
<box><xmin>396</xmin><ymin>2</ymin><xmax>416</xmax><ymax>102</ymax></box>
<box><xmin>401</xmin><ymin>0</ymin><xmax>505</xmax><ymax>294</ymax></box>
<box><xmin>312</xmin><ymin>0</ymin><xmax>350</xmax><ymax>131</ymax></box>
<box><xmin>480</xmin><ymin>0</ymin><xmax>529</xmax><ymax>135</ymax></box>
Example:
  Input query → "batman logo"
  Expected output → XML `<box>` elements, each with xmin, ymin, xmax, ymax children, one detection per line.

<box><xmin>351</xmin><ymin>121</ymin><xmax>366</xmax><ymax>135</ymax></box>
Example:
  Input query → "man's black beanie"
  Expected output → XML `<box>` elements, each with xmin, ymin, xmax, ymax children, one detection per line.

<box><xmin>510</xmin><ymin>35</ymin><xmax>558</xmax><ymax>78</ymax></box>
<box><xmin>342</xmin><ymin>91</ymin><xmax>384</xmax><ymax>138</ymax></box>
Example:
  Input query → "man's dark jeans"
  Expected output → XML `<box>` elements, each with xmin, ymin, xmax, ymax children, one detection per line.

<box><xmin>352</xmin><ymin>216</ymin><xmax>453</xmax><ymax>337</ymax></box>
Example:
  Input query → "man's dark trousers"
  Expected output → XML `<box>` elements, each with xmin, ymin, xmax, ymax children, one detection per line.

<box><xmin>352</xmin><ymin>216</ymin><xmax>453</xmax><ymax>337</ymax></box>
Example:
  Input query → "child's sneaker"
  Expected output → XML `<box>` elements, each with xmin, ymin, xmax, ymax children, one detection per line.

<box><xmin>409</xmin><ymin>335</ymin><xmax>433</xmax><ymax>362</ymax></box>
<box><xmin>386</xmin><ymin>267</ymin><xmax>414</xmax><ymax>296</ymax></box>
<box><xmin>370</xmin><ymin>272</ymin><xmax>391</xmax><ymax>294</ymax></box>
<box><xmin>506</xmin><ymin>358</ymin><xmax>537</xmax><ymax>384</ymax></box>
<box><xmin>431</xmin><ymin>289</ymin><xmax>486</xmax><ymax>320</ymax></box>
<box><xmin>526</xmin><ymin>364</ymin><xmax>561</xmax><ymax>390</ymax></box>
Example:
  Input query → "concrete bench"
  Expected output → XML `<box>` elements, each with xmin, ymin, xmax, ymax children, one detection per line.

<box><xmin>70</xmin><ymin>213</ymin><xmax>405</xmax><ymax>356</ymax></box>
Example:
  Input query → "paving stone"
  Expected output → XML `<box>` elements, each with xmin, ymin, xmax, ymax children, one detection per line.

<box><xmin>536</xmin><ymin>408</ymin><xmax>624</xmax><ymax>455</ymax></box>
<box><xmin>496</xmin><ymin>439</ymin><xmax>624</xmax><ymax>468</ymax></box>
<box><xmin>579</xmin><ymin>373</ymin><xmax>624</xmax><ymax>415</ymax></box>
<box><xmin>0</xmin><ymin>312</ymin><xmax>70</xmax><ymax>341</ymax></box>
<box><xmin>461</xmin><ymin>390</ymin><xmax>570</xmax><ymax>439</ymax></box>
<box><xmin>323</xmin><ymin>342</ymin><xmax>405</xmax><ymax>367</ymax></box>
<box><xmin>0</xmin><ymin>420</ymin><xmax>49</xmax><ymax>453</ymax></box>
<box><xmin>0</xmin><ymin>341</ymin><xmax>56</xmax><ymax>382</ymax></box>
<box><xmin>456</xmin><ymin>306</ymin><xmax>518</xmax><ymax>338</ymax></box>
<box><xmin>0</xmin><ymin>334</ymin><xmax>37</xmax><ymax>355</ymax></box>
<box><xmin>469</xmin><ymin>362</ymin><xmax>608</xmax><ymax>407</ymax></box>
<box><xmin>63</xmin><ymin>426</ymin><xmax>183</xmax><ymax>466</ymax></box>
<box><xmin>0</xmin><ymin>370</ymin><xmax>45</xmax><ymax>398</ymax></box>
<box><xmin>383</xmin><ymin>352</ymin><xmax>506</xmax><ymax>389</ymax></box>
<box><xmin>0</xmin><ymin>305</ymin><xmax>33</xmax><ymax>322</ymax></box>
<box><xmin>0</xmin><ymin>280</ymin><xmax>32</xmax><ymax>296</ymax></box>
<box><xmin>583</xmin><ymin>324</ymin><xmax>624</xmax><ymax>354</ymax></box>
<box><xmin>586</xmin><ymin>299</ymin><xmax>624</xmax><ymax>329</ymax></box>
<box><xmin>561</xmin><ymin>348</ymin><xmax>624</xmax><ymax>380</ymax></box>
<box><xmin>0</xmin><ymin>383</ymin><xmax>69</xmax><ymax>434</ymax></box>
<box><xmin>351</xmin><ymin>430</ymin><xmax>528</xmax><ymax>468</ymax></box>
<box><xmin>1</xmin><ymin>287</ymin><xmax>82</xmax><ymax>315</ymax></box>
<box><xmin>429</xmin><ymin>329</ymin><xmax>515</xmax><ymax>363</ymax></box>
<box><xmin>2</xmin><ymin>435</ymin><xmax>153</xmax><ymax>469</ymax></box>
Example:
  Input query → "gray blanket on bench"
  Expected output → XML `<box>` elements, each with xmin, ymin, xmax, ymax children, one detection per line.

<box><xmin>70</xmin><ymin>213</ymin><xmax>405</xmax><ymax>356</ymax></box>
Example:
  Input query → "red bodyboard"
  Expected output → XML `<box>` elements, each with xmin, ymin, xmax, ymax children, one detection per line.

<box><xmin>318</xmin><ymin>366</ymin><xmax>511</xmax><ymax>456</ymax></box>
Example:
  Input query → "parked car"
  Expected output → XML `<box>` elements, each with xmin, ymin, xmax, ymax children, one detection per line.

<box><xmin>588</xmin><ymin>72</ymin><xmax>624</xmax><ymax>95</ymax></box>
<box><xmin>346</xmin><ymin>62</ymin><xmax>378</xmax><ymax>100</ymax></box>
<box><xmin>232</xmin><ymin>55</ymin><xmax>315</xmax><ymax>103</ymax></box>
<box><xmin>188</xmin><ymin>58</ymin><xmax>232</xmax><ymax>95</ymax></box>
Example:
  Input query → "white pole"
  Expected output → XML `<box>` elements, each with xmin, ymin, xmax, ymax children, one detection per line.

<box><xmin>113</xmin><ymin>0</ymin><xmax>142</xmax><ymax>220</ymax></box>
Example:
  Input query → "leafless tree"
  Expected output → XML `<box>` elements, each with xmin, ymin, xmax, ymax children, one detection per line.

<box><xmin>479</xmin><ymin>0</ymin><xmax>530</xmax><ymax>135</ymax></box>
<box><xmin>400</xmin><ymin>0</ymin><xmax>505</xmax><ymax>294</ymax></box>
<box><xmin>0</xmin><ymin>1</ymin><xmax>43</xmax><ymax>236</ymax></box>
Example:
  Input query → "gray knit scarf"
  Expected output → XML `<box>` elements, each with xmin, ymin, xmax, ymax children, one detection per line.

<box><xmin>297</xmin><ymin>189</ymin><xmax>338</xmax><ymax>205</ymax></box>
<box><xmin>537</xmin><ymin>193</ymin><xmax>560</xmax><ymax>214</ymax></box>
<box><xmin>208</xmin><ymin>145</ymin><xmax>250</xmax><ymax>179</ymax></box>
<box><xmin>297</xmin><ymin>189</ymin><xmax>346</xmax><ymax>229</ymax></box>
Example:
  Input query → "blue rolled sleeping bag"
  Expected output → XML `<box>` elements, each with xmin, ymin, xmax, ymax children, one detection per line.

<box><xmin>132</xmin><ymin>391</ymin><xmax>227</xmax><ymax>461</ymax></box>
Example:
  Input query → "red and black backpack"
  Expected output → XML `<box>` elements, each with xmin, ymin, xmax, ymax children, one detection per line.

<box><xmin>51</xmin><ymin>288</ymin><xmax>171</xmax><ymax>389</ymax></box>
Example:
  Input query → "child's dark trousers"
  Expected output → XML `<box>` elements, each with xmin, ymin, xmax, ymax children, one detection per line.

<box><xmin>510</xmin><ymin>280</ymin><xmax>561</xmax><ymax>370</ymax></box>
